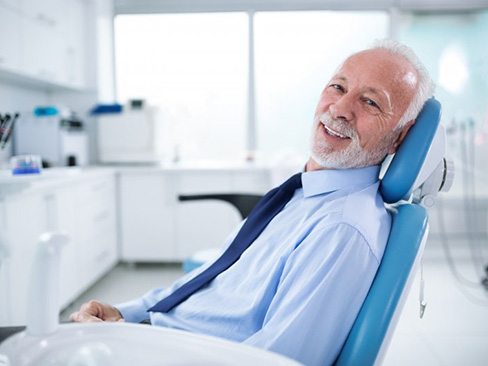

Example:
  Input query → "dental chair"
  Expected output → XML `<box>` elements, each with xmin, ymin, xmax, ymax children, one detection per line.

<box><xmin>335</xmin><ymin>98</ymin><xmax>453</xmax><ymax>365</ymax></box>
<box><xmin>179</xmin><ymin>98</ymin><xmax>453</xmax><ymax>365</ymax></box>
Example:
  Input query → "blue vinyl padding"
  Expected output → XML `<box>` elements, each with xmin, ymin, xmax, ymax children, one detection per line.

<box><xmin>334</xmin><ymin>99</ymin><xmax>441</xmax><ymax>365</ymax></box>
<box><xmin>335</xmin><ymin>204</ymin><xmax>428</xmax><ymax>366</ymax></box>
<box><xmin>183</xmin><ymin>259</ymin><xmax>203</xmax><ymax>273</ymax></box>
<box><xmin>380</xmin><ymin>98</ymin><xmax>441</xmax><ymax>204</ymax></box>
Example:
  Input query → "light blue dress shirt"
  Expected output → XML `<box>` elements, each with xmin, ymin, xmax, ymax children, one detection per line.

<box><xmin>117</xmin><ymin>166</ymin><xmax>391</xmax><ymax>366</ymax></box>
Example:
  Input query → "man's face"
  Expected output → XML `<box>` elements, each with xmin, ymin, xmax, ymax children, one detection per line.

<box><xmin>309</xmin><ymin>49</ymin><xmax>418</xmax><ymax>170</ymax></box>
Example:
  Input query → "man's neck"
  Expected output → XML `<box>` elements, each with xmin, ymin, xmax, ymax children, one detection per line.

<box><xmin>305</xmin><ymin>157</ymin><xmax>329</xmax><ymax>172</ymax></box>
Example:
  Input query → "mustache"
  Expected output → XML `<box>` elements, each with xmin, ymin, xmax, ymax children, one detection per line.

<box><xmin>318</xmin><ymin>112</ymin><xmax>356</xmax><ymax>139</ymax></box>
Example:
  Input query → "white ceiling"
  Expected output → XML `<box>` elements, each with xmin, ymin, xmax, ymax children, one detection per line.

<box><xmin>114</xmin><ymin>0</ymin><xmax>488</xmax><ymax>14</ymax></box>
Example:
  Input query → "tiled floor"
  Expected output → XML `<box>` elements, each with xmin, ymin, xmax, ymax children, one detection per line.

<box><xmin>61</xmin><ymin>240</ymin><xmax>488</xmax><ymax>365</ymax></box>
<box><xmin>60</xmin><ymin>263</ymin><xmax>184</xmax><ymax>322</ymax></box>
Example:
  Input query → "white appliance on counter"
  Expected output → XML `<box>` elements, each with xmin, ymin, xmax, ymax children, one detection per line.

<box><xmin>97</xmin><ymin>105</ymin><xmax>162</xmax><ymax>164</ymax></box>
<box><xmin>14</xmin><ymin>113</ymin><xmax>88</xmax><ymax>167</ymax></box>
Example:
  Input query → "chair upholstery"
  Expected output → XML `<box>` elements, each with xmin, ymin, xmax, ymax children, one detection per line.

<box><xmin>335</xmin><ymin>98</ymin><xmax>442</xmax><ymax>365</ymax></box>
<box><xmin>335</xmin><ymin>204</ymin><xmax>428</xmax><ymax>365</ymax></box>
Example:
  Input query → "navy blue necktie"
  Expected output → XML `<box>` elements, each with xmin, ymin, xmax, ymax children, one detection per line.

<box><xmin>148</xmin><ymin>172</ymin><xmax>303</xmax><ymax>313</ymax></box>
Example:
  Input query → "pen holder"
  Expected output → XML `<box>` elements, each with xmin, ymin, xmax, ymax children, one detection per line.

<box><xmin>11</xmin><ymin>155</ymin><xmax>42</xmax><ymax>175</ymax></box>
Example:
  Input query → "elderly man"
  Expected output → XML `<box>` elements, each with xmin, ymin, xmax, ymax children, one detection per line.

<box><xmin>71</xmin><ymin>40</ymin><xmax>433</xmax><ymax>365</ymax></box>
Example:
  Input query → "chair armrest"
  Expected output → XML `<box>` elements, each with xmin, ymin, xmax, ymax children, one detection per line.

<box><xmin>178</xmin><ymin>194</ymin><xmax>263</xmax><ymax>219</ymax></box>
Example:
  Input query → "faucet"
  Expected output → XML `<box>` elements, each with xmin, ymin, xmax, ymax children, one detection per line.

<box><xmin>26</xmin><ymin>232</ymin><xmax>69</xmax><ymax>336</ymax></box>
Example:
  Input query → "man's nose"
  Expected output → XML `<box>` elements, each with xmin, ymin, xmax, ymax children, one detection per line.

<box><xmin>330</xmin><ymin>95</ymin><xmax>354</xmax><ymax>122</ymax></box>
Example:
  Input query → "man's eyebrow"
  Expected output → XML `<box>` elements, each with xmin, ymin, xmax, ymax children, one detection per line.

<box><xmin>331</xmin><ymin>76</ymin><xmax>347</xmax><ymax>83</ymax></box>
<box><xmin>364</xmin><ymin>86</ymin><xmax>385</xmax><ymax>97</ymax></box>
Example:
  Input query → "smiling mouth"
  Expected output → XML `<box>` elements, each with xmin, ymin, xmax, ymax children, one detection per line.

<box><xmin>321</xmin><ymin>124</ymin><xmax>350</xmax><ymax>140</ymax></box>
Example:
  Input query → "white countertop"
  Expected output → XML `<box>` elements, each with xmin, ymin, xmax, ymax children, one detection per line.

<box><xmin>0</xmin><ymin>166</ymin><xmax>116</xmax><ymax>197</ymax></box>
<box><xmin>0</xmin><ymin>162</ymin><xmax>276</xmax><ymax>196</ymax></box>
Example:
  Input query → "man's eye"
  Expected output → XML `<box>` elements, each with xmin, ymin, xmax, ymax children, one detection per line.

<box><xmin>363</xmin><ymin>98</ymin><xmax>379</xmax><ymax>109</ymax></box>
<box><xmin>330</xmin><ymin>84</ymin><xmax>344</xmax><ymax>92</ymax></box>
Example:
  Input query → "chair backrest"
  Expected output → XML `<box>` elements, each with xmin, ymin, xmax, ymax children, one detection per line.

<box><xmin>335</xmin><ymin>98</ymin><xmax>442</xmax><ymax>366</ymax></box>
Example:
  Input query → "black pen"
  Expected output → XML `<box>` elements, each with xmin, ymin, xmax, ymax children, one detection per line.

<box><xmin>1</xmin><ymin>113</ymin><xmax>18</xmax><ymax>149</ymax></box>
<box><xmin>0</xmin><ymin>114</ymin><xmax>10</xmax><ymax>141</ymax></box>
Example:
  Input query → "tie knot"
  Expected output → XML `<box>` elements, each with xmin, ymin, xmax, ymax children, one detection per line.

<box><xmin>282</xmin><ymin>173</ymin><xmax>302</xmax><ymax>192</ymax></box>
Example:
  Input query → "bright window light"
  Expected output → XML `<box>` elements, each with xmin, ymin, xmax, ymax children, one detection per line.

<box><xmin>114</xmin><ymin>13</ymin><xmax>248</xmax><ymax>162</ymax></box>
<box><xmin>254</xmin><ymin>11</ymin><xmax>389</xmax><ymax>164</ymax></box>
<box><xmin>438</xmin><ymin>44</ymin><xmax>469</xmax><ymax>94</ymax></box>
<box><xmin>114</xmin><ymin>11</ymin><xmax>388</xmax><ymax>164</ymax></box>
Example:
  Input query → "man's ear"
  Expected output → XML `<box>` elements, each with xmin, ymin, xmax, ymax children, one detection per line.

<box><xmin>388</xmin><ymin>119</ymin><xmax>415</xmax><ymax>154</ymax></box>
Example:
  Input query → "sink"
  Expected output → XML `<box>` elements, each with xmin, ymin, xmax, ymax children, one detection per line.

<box><xmin>0</xmin><ymin>322</ymin><xmax>300</xmax><ymax>366</ymax></box>
<box><xmin>0</xmin><ymin>233</ymin><xmax>301</xmax><ymax>366</ymax></box>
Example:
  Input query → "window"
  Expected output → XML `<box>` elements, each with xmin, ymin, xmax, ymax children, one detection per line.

<box><xmin>114</xmin><ymin>11</ymin><xmax>388</xmax><ymax>163</ymax></box>
<box><xmin>115</xmin><ymin>13</ymin><xmax>248</xmax><ymax>161</ymax></box>
<box><xmin>254</xmin><ymin>11</ymin><xmax>389</xmax><ymax>163</ymax></box>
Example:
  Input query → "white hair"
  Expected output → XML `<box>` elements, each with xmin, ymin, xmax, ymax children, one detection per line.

<box><xmin>370</xmin><ymin>39</ymin><xmax>435</xmax><ymax>128</ymax></box>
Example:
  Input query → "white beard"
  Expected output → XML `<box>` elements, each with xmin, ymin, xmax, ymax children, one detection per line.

<box><xmin>310</xmin><ymin>112</ymin><xmax>396</xmax><ymax>169</ymax></box>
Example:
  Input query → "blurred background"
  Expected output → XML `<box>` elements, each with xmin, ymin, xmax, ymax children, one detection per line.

<box><xmin>0</xmin><ymin>0</ymin><xmax>487</xmax><ymax>365</ymax></box>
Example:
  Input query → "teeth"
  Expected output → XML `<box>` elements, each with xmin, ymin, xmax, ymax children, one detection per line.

<box><xmin>323</xmin><ymin>124</ymin><xmax>347</xmax><ymax>139</ymax></box>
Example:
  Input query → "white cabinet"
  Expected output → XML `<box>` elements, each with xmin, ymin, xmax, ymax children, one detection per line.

<box><xmin>21</xmin><ymin>13</ymin><xmax>64</xmax><ymax>83</ymax></box>
<box><xmin>119</xmin><ymin>172</ymin><xmax>178</xmax><ymax>261</ymax></box>
<box><xmin>75</xmin><ymin>176</ymin><xmax>118</xmax><ymax>291</ymax></box>
<box><xmin>0</xmin><ymin>193</ymin><xmax>46</xmax><ymax>326</ymax></box>
<box><xmin>0</xmin><ymin>4</ymin><xmax>22</xmax><ymax>72</ymax></box>
<box><xmin>0</xmin><ymin>0</ymin><xmax>86</xmax><ymax>89</ymax></box>
<box><xmin>61</xmin><ymin>0</ymin><xmax>86</xmax><ymax>88</ymax></box>
<box><xmin>118</xmin><ymin>168</ymin><xmax>271</xmax><ymax>262</ymax></box>
<box><xmin>175</xmin><ymin>171</ymin><xmax>251</xmax><ymax>259</ymax></box>
<box><xmin>52</xmin><ymin>187</ymin><xmax>79</xmax><ymax>307</ymax></box>
<box><xmin>0</xmin><ymin>171</ymin><xmax>118</xmax><ymax>326</ymax></box>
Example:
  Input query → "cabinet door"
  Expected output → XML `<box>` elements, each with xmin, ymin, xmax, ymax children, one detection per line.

<box><xmin>63</xmin><ymin>0</ymin><xmax>86</xmax><ymax>88</ymax></box>
<box><xmin>75</xmin><ymin>176</ymin><xmax>118</xmax><ymax>290</ymax></box>
<box><xmin>175</xmin><ymin>171</ymin><xmax>243</xmax><ymax>259</ymax></box>
<box><xmin>21</xmin><ymin>14</ymin><xmax>64</xmax><ymax>82</ymax></box>
<box><xmin>49</xmin><ymin>187</ymin><xmax>79</xmax><ymax>309</ymax></box>
<box><xmin>119</xmin><ymin>173</ymin><xmax>178</xmax><ymax>262</ymax></box>
<box><xmin>50</xmin><ymin>0</ymin><xmax>86</xmax><ymax>88</ymax></box>
<box><xmin>0</xmin><ymin>193</ymin><xmax>47</xmax><ymax>326</ymax></box>
<box><xmin>17</xmin><ymin>0</ymin><xmax>85</xmax><ymax>88</ymax></box>
<box><xmin>0</xmin><ymin>5</ymin><xmax>22</xmax><ymax>72</ymax></box>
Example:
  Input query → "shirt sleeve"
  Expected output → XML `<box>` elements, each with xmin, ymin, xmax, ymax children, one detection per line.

<box><xmin>116</xmin><ymin>219</ymin><xmax>247</xmax><ymax>323</ymax></box>
<box><xmin>243</xmin><ymin>222</ymin><xmax>380</xmax><ymax>366</ymax></box>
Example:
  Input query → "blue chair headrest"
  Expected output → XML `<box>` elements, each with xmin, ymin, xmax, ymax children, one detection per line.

<box><xmin>380</xmin><ymin>98</ymin><xmax>441</xmax><ymax>204</ymax></box>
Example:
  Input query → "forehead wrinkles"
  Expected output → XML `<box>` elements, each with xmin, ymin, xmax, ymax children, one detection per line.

<box><xmin>338</xmin><ymin>51</ymin><xmax>417</xmax><ymax>114</ymax></box>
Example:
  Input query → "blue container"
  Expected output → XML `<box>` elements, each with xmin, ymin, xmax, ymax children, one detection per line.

<box><xmin>11</xmin><ymin>155</ymin><xmax>42</xmax><ymax>175</ymax></box>
<box><xmin>34</xmin><ymin>106</ymin><xmax>59</xmax><ymax>117</ymax></box>
<box><xmin>90</xmin><ymin>104</ymin><xmax>123</xmax><ymax>115</ymax></box>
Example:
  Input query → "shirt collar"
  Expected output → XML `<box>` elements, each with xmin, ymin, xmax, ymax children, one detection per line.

<box><xmin>301</xmin><ymin>165</ymin><xmax>380</xmax><ymax>198</ymax></box>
